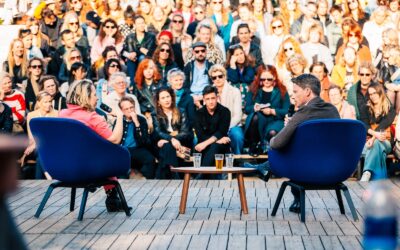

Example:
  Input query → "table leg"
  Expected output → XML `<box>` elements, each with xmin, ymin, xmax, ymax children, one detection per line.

<box><xmin>237</xmin><ymin>173</ymin><xmax>248</xmax><ymax>214</ymax></box>
<box><xmin>179</xmin><ymin>173</ymin><xmax>191</xmax><ymax>214</ymax></box>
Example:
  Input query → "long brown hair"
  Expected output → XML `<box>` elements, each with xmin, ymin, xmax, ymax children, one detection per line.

<box><xmin>249</xmin><ymin>65</ymin><xmax>287</xmax><ymax>99</ymax></box>
<box><xmin>225</xmin><ymin>44</ymin><xmax>255</xmax><ymax>68</ymax></box>
<box><xmin>154</xmin><ymin>87</ymin><xmax>181</xmax><ymax>126</ymax></box>
<box><xmin>367</xmin><ymin>82</ymin><xmax>391</xmax><ymax>118</ymax></box>
<box><xmin>98</xmin><ymin>18</ymin><xmax>123</xmax><ymax>45</ymax></box>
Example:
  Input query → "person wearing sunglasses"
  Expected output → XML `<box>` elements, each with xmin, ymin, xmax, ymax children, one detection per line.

<box><xmin>59</xmin><ymin>11</ymin><xmax>89</xmax><ymax>51</ymax></box>
<box><xmin>260</xmin><ymin>16</ymin><xmax>288</xmax><ymax>66</ymax></box>
<box><xmin>96</xmin><ymin>58</ymin><xmax>122</xmax><ymax>107</ymax></box>
<box><xmin>152</xmin><ymin>43</ymin><xmax>178</xmax><ymax>85</ymax></box>
<box><xmin>169</xmin><ymin>13</ymin><xmax>193</xmax><ymax>66</ymax></box>
<box><xmin>209</xmin><ymin>65</ymin><xmax>244</xmax><ymax>154</ymax></box>
<box><xmin>58</xmin><ymin>48</ymin><xmax>87</xmax><ymax>84</ymax></box>
<box><xmin>347</xmin><ymin>61</ymin><xmax>378</xmax><ymax>127</ymax></box>
<box><xmin>22</xmin><ymin>58</ymin><xmax>45</xmax><ymax>112</ymax></box>
<box><xmin>187</xmin><ymin>5</ymin><xmax>207</xmax><ymax>39</ymax></box>
<box><xmin>244</xmin><ymin>65</ymin><xmax>290</xmax><ymax>156</ymax></box>
<box><xmin>183</xmin><ymin>42</ymin><xmax>214</xmax><ymax>108</ymax></box>
<box><xmin>275</xmin><ymin>36</ymin><xmax>304</xmax><ymax>83</ymax></box>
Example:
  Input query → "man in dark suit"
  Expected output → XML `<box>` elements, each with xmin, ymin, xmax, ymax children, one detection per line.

<box><xmin>244</xmin><ymin>74</ymin><xmax>340</xmax><ymax>213</ymax></box>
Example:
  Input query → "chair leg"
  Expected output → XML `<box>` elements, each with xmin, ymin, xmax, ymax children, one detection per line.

<box><xmin>335</xmin><ymin>188</ymin><xmax>345</xmax><ymax>214</ymax></box>
<box><xmin>341</xmin><ymin>185</ymin><xmax>359</xmax><ymax>221</ymax></box>
<box><xmin>114</xmin><ymin>182</ymin><xmax>132</xmax><ymax>216</ymax></box>
<box><xmin>271</xmin><ymin>181</ymin><xmax>288</xmax><ymax>216</ymax></box>
<box><xmin>299</xmin><ymin>188</ymin><xmax>306</xmax><ymax>223</ymax></box>
<box><xmin>70</xmin><ymin>188</ymin><xmax>76</xmax><ymax>212</ymax></box>
<box><xmin>34</xmin><ymin>183</ymin><xmax>56</xmax><ymax>218</ymax></box>
<box><xmin>78</xmin><ymin>188</ymin><xmax>89</xmax><ymax>221</ymax></box>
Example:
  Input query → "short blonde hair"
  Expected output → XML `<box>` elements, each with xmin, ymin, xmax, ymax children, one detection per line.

<box><xmin>208</xmin><ymin>64</ymin><xmax>227</xmax><ymax>78</ymax></box>
<box><xmin>285</xmin><ymin>54</ymin><xmax>308</xmax><ymax>71</ymax></box>
<box><xmin>358</xmin><ymin>61</ymin><xmax>377</xmax><ymax>76</ymax></box>
<box><xmin>66</xmin><ymin>79</ymin><xmax>95</xmax><ymax>111</ymax></box>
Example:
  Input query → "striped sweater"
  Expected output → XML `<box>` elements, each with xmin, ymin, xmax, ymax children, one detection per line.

<box><xmin>3</xmin><ymin>90</ymin><xmax>26</xmax><ymax>123</ymax></box>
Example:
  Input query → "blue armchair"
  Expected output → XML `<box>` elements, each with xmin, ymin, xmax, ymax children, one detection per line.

<box><xmin>269</xmin><ymin>119</ymin><xmax>366</xmax><ymax>222</ymax></box>
<box><xmin>30</xmin><ymin>118</ymin><xmax>131</xmax><ymax>220</ymax></box>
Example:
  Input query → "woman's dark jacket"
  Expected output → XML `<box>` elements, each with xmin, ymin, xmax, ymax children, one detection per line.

<box><xmin>122</xmin><ymin>32</ymin><xmax>157</xmax><ymax>58</ymax></box>
<box><xmin>152</xmin><ymin>109</ymin><xmax>192</xmax><ymax>143</ymax></box>
<box><xmin>227</xmin><ymin>65</ymin><xmax>256</xmax><ymax>85</ymax></box>
<box><xmin>176</xmin><ymin>89</ymin><xmax>196</xmax><ymax>129</ymax></box>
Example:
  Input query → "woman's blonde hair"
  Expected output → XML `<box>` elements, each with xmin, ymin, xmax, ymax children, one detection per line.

<box><xmin>285</xmin><ymin>54</ymin><xmax>308</xmax><ymax>73</ymax></box>
<box><xmin>305</xmin><ymin>23</ymin><xmax>325</xmax><ymax>43</ymax></box>
<box><xmin>208</xmin><ymin>64</ymin><xmax>227</xmax><ymax>78</ymax></box>
<box><xmin>61</xmin><ymin>11</ymin><xmax>84</xmax><ymax>38</ymax></box>
<box><xmin>67</xmin><ymin>79</ymin><xmax>95</xmax><ymax>111</ymax></box>
<box><xmin>7</xmin><ymin>39</ymin><xmax>28</xmax><ymax>78</ymax></box>
<box><xmin>64</xmin><ymin>48</ymin><xmax>82</xmax><ymax>70</ymax></box>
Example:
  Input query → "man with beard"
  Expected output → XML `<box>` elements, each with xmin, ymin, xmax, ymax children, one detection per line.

<box><xmin>183</xmin><ymin>42</ymin><xmax>214</xmax><ymax>108</ymax></box>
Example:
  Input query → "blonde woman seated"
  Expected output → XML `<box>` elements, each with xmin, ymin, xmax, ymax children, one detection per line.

<box><xmin>24</xmin><ymin>91</ymin><xmax>58</xmax><ymax>179</ymax></box>
<box><xmin>328</xmin><ymin>85</ymin><xmax>356</xmax><ymax>119</ymax></box>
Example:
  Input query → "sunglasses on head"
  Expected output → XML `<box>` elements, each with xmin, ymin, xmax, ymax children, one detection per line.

<box><xmin>30</xmin><ymin>64</ymin><xmax>42</xmax><ymax>69</ymax></box>
<box><xmin>284</xmin><ymin>47</ymin><xmax>294</xmax><ymax>52</ymax></box>
<box><xmin>260</xmin><ymin>78</ymin><xmax>274</xmax><ymax>82</ymax></box>
<box><xmin>211</xmin><ymin>74</ymin><xmax>224</xmax><ymax>80</ymax></box>
<box><xmin>160</xmin><ymin>48</ymin><xmax>170</xmax><ymax>53</ymax></box>
<box><xmin>194</xmin><ymin>49</ymin><xmax>206</xmax><ymax>54</ymax></box>
<box><xmin>173</xmin><ymin>19</ymin><xmax>184</xmax><ymax>23</ymax></box>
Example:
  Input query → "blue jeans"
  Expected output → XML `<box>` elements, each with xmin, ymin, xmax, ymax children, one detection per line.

<box><xmin>362</xmin><ymin>140</ymin><xmax>391</xmax><ymax>179</ymax></box>
<box><xmin>228</xmin><ymin>126</ymin><xmax>244</xmax><ymax>154</ymax></box>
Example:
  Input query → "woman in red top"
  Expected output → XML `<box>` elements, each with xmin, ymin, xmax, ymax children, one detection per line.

<box><xmin>59</xmin><ymin>79</ymin><xmax>127</xmax><ymax>212</ymax></box>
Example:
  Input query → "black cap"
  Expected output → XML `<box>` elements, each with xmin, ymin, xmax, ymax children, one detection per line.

<box><xmin>192</xmin><ymin>41</ymin><xmax>207</xmax><ymax>49</ymax></box>
<box><xmin>86</xmin><ymin>11</ymin><xmax>101</xmax><ymax>28</ymax></box>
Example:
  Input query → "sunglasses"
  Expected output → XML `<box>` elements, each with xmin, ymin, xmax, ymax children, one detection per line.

<box><xmin>70</xmin><ymin>56</ymin><xmax>81</xmax><ymax>60</ymax></box>
<box><xmin>30</xmin><ymin>64</ymin><xmax>42</xmax><ymax>69</ymax></box>
<box><xmin>172</xmin><ymin>19</ymin><xmax>184</xmax><ymax>23</ymax></box>
<box><xmin>160</xmin><ymin>48</ymin><xmax>170</xmax><ymax>53</ymax></box>
<box><xmin>104</xmin><ymin>25</ymin><xmax>116</xmax><ymax>29</ymax></box>
<box><xmin>69</xmin><ymin>22</ymin><xmax>79</xmax><ymax>26</ymax></box>
<box><xmin>213</xmin><ymin>1</ymin><xmax>222</xmax><ymax>4</ymax></box>
<box><xmin>359</xmin><ymin>73</ymin><xmax>371</xmax><ymax>77</ymax></box>
<box><xmin>260</xmin><ymin>78</ymin><xmax>274</xmax><ymax>82</ymax></box>
<box><xmin>109</xmin><ymin>64</ymin><xmax>119</xmax><ymax>68</ymax></box>
<box><xmin>194</xmin><ymin>49</ymin><xmax>206</xmax><ymax>54</ymax></box>
<box><xmin>272</xmin><ymin>25</ymin><xmax>283</xmax><ymax>30</ymax></box>
<box><xmin>195</xmin><ymin>11</ymin><xmax>204</xmax><ymax>14</ymax></box>
<box><xmin>211</xmin><ymin>74</ymin><xmax>224</xmax><ymax>80</ymax></box>
<box><xmin>284</xmin><ymin>47</ymin><xmax>294</xmax><ymax>52</ymax></box>
<box><xmin>349</xmin><ymin>33</ymin><xmax>358</xmax><ymax>38</ymax></box>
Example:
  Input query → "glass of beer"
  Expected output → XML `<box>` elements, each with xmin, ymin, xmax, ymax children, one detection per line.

<box><xmin>215</xmin><ymin>154</ymin><xmax>224</xmax><ymax>170</ymax></box>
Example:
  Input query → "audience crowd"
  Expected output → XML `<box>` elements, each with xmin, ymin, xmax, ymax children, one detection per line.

<box><xmin>2</xmin><ymin>0</ymin><xmax>400</xmax><ymax>184</ymax></box>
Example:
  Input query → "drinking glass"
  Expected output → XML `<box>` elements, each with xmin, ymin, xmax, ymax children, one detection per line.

<box><xmin>215</xmin><ymin>154</ymin><xmax>224</xmax><ymax>170</ymax></box>
<box><xmin>193</xmin><ymin>153</ymin><xmax>202</xmax><ymax>168</ymax></box>
<box><xmin>225</xmin><ymin>154</ymin><xmax>234</xmax><ymax>168</ymax></box>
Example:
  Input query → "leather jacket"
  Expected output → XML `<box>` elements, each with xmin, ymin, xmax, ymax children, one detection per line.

<box><xmin>152</xmin><ymin>109</ymin><xmax>192</xmax><ymax>143</ymax></box>
<box><xmin>122</xmin><ymin>32</ymin><xmax>157</xmax><ymax>58</ymax></box>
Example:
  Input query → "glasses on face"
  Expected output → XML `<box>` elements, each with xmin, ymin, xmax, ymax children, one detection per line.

<box><xmin>260</xmin><ymin>78</ymin><xmax>274</xmax><ymax>82</ymax></box>
<box><xmin>109</xmin><ymin>64</ymin><xmax>119</xmax><ymax>68</ymax></box>
<box><xmin>272</xmin><ymin>24</ymin><xmax>283</xmax><ymax>30</ymax></box>
<box><xmin>172</xmin><ymin>19</ymin><xmax>184</xmax><ymax>24</ymax></box>
<box><xmin>70</xmin><ymin>56</ymin><xmax>81</xmax><ymax>60</ymax></box>
<box><xmin>213</xmin><ymin>1</ymin><xmax>222</xmax><ymax>4</ymax></box>
<box><xmin>194</xmin><ymin>49</ymin><xmax>206</xmax><ymax>54</ymax></box>
<box><xmin>195</xmin><ymin>11</ymin><xmax>204</xmax><ymax>14</ymax></box>
<box><xmin>30</xmin><ymin>64</ymin><xmax>42</xmax><ymax>69</ymax></box>
<box><xmin>115</xmin><ymin>81</ymin><xmax>127</xmax><ymax>85</ymax></box>
<box><xmin>359</xmin><ymin>73</ymin><xmax>371</xmax><ymax>77</ymax></box>
<box><xmin>284</xmin><ymin>47</ymin><xmax>294</xmax><ymax>52</ymax></box>
<box><xmin>69</xmin><ymin>22</ymin><xmax>79</xmax><ymax>26</ymax></box>
<box><xmin>104</xmin><ymin>25</ymin><xmax>116</xmax><ymax>29</ymax></box>
<box><xmin>349</xmin><ymin>33</ymin><xmax>357</xmax><ymax>38</ymax></box>
<box><xmin>211</xmin><ymin>74</ymin><xmax>224</xmax><ymax>80</ymax></box>
<box><xmin>160</xmin><ymin>48</ymin><xmax>170</xmax><ymax>53</ymax></box>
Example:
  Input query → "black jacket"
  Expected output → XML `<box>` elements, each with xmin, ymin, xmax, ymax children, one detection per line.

<box><xmin>194</xmin><ymin>103</ymin><xmax>231</xmax><ymax>143</ymax></box>
<box><xmin>133</xmin><ymin>83</ymin><xmax>161</xmax><ymax>114</ymax></box>
<box><xmin>122</xmin><ymin>32</ymin><xmax>157</xmax><ymax>59</ymax></box>
<box><xmin>47</xmin><ymin>45</ymin><xmax>90</xmax><ymax>79</ymax></box>
<box><xmin>156</xmin><ymin>61</ymin><xmax>179</xmax><ymax>86</ymax></box>
<box><xmin>118</xmin><ymin>115</ymin><xmax>151</xmax><ymax>148</ymax></box>
<box><xmin>183</xmin><ymin>60</ymin><xmax>214</xmax><ymax>91</ymax></box>
<box><xmin>0</xmin><ymin>103</ymin><xmax>13</xmax><ymax>133</ymax></box>
<box><xmin>152</xmin><ymin>109</ymin><xmax>192</xmax><ymax>144</ymax></box>
<box><xmin>177</xmin><ymin>89</ymin><xmax>196</xmax><ymax>129</ymax></box>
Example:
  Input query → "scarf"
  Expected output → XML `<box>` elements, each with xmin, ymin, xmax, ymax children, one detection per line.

<box><xmin>175</xmin><ymin>89</ymin><xmax>184</xmax><ymax>106</ymax></box>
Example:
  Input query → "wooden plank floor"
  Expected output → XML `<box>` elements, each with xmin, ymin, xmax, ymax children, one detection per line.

<box><xmin>7</xmin><ymin>178</ymin><xmax>400</xmax><ymax>249</ymax></box>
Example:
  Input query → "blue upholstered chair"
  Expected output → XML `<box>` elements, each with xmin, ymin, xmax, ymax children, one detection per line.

<box><xmin>30</xmin><ymin>118</ymin><xmax>131</xmax><ymax>220</ymax></box>
<box><xmin>269</xmin><ymin>119</ymin><xmax>366</xmax><ymax>222</ymax></box>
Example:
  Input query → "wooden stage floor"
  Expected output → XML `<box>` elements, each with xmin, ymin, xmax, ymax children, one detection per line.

<box><xmin>8</xmin><ymin>178</ymin><xmax>400</xmax><ymax>249</ymax></box>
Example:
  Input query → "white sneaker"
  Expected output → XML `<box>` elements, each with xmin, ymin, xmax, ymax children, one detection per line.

<box><xmin>360</xmin><ymin>171</ymin><xmax>371</xmax><ymax>182</ymax></box>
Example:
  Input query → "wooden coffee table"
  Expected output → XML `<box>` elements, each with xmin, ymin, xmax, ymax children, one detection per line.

<box><xmin>170</xmin><ymin>167</ymin><xmax>256</xmax><ymax>214</ymax></box>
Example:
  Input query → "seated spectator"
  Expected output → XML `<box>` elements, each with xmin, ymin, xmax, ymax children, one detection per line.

<box><xmin>183</xmin><ymin>42</ymin><xmax>214</xmax><ymax>108</ymax></box>
<box><xmin>194</xmin><ymin>86</ymin><xmax>231</xmax><ymax>177</ymax></box>
<box><xmin>96</xmin><ymin>58</ymin><xmax>122</xmax><ymax>107</ymax></box>
<box><xmin>60</xmin><ymin>62</ymin><xmax>88</xmax><ymax>97</ymax></box>
<box><xmin>0</xmin><ymin>73</ymin><xmax>26</xmax><ymax>134</ymax></box>
<box><xmin>91</xmin><ymin>18</ymin><xmax>124</xmax><ymax>65</ymax></box>
<box><xmin>101</xmin><ymin>0</ymin><xmax>124</xmax><ymax>24</ymax></box>
<box><xmin>152</xmin><ymin>43</ymin><xmax>178</xmax><ymax>85</ymax></box>
<box><xmin>260</xmin><ymin>15</ymin><xmax>289</xmax><ymax>65</ymax></box>
<box><xmin>230</xmin><ymin>3</ymin><xmax>266</xmax><ymax>43</ymax></box>
<box><xmin>275</xmin><ymin>36</ymin><xmax>304</xmax><ymax>83</ymax></box>
<box><xmin>341</xmin><ymin>0</ymin><xmax>369</xmax><ymax>28</ymax></box>
<box><xmin>147</xmin><ymin>6</ymin><xmax>171</xmax><ymax>35</ymax></box>
<box><xmin>226</xmin><ymin>44</ymin><xmax>256</xmax><ymax>87</ymax></box>
<box><xmin>310</xmin><ymin>62</ymin><xmax>330</xmax><ymax>102</ymax></box>
<box><xmin>209</xmin><ymin>65</ymin><xmax>244</xmax><ymax>154</ymax></box>
<box><xmin>283</xmin><ymin>54</ymin><xmax>308</xmax><ymax>96</ymax></box>
<box><xmin>122</xmin><ymin>15</ymin><xmax>157</xmax><ymax>85</ymax></box>
<box><xmin>167</xmin><ymin>69</ymin><xmax>196</xmax><ymax>128</ymax></box>
<box><xmin>95</xmin><ymin>46</ymin><xmax>127</xmax><ymax>80</ymax></box>
<box><xmin>117</xmin><ymin>97</ymin><xmax>156</xmax><ymax>179</ymax></box>
<box><xmin>300</xmin><ymin>23</ymin><xmax>333</xmax><ymax>72</ymax></box>
<box><xmin>209</xmin><ymin>0</ymin><xmax>233</xmax><ymax>49</ymax></box>
<box><xmin>0</xmin><ymin>102</ymin><xmax>13</xmax><ymax>134</ymax></box>
<box><xmin>326</xmin><ymin>5</ymin><xmax>343</xmax><ymax>56</ymax></box>
<box><xmin>58</xmin><ymin>11</ymin><xmax>89</xmax><ymax>51</ymax></box>
<box><xmin>290</xmin><ymin>1</ymin><xmax>323</xmax><ymax>43</ymax></box>
<box><xmin>24</xmin><ymin>91</ymin><xmax>58</xmax><ymax>179</ymax></box>
<box><xmin>231</xmin><ymin>23</ymin><xmax>263</xmax><ymax>68</ymax></box>
<box><xmin>385</xmin><ymin>47</ymin><xmax>400</xmax><ymax>112</ymax></box>
<box><xmin>335</xmin><ymin>17</ymin><xmax>369</xmax><ymax>53</ymax></box>
<box><xmin>38</xmin><ymin>75</ymin><xmax>67</xmax><ymax>111</ymax></box>
<box><xmin>26</xmin><ymin>17</ymin><xmax>51</xmax><ymax>58</ymax></box>
<box><xmin>169</xmin><ymin>13</ymin><xmax>193</xmax><ymax>68</ymax></box>
<box><xmin>19</xmin><ymin>28</ymin><xmax>44</xmax><ymax>59</ymax></box>
<box><xmin>40</xmin><ymin>8</ymin><xmax>63</xmax><ymax>49</ymax></box>
<box><xmin>185</xmin><ymin>22</ymin><xmax>224</xmax><ymax>65</ymax></box>
<box><xmin>133</xmin><ymin>59</ymin><xmax>162</xmax><ymax>130</ymax></box>
<box><xmin>328</xmin><ymin>85</ymin><xmax>356</xmax><ymax>119</ymax></box>
<box><xmin>331</xmin><ymin>46</ymin><xmax>360</xmax><ymax>90</ymax></box>
<box><xmin>3</xmin><ymin>39</ymin><xmax>28</xmax><ymax>89</ymax></box>
<box><xmin>119</xmin><ymin>6</ymin><xmax>135</xmax><ymax>39</ymax></box>
<box><xmin>361</xmin><ymin>83</ymin><xmax>395</xmax><ymax>181</ymax></box>
<box><xmin>58</xmin><ymin>48</ymin><xmax>87</xmax><ymax>83</ymax></box>
<box><xmin>152</xmin><ymin>87</ymin><xmax>193</xmax><ymax>179</ymax></box>
<box><xmin>244</xmin><ymin>65</ymin><xmax>290</xmax><ymax>155</ymax></box>
<box><xmin>59</xmin><ymin>79</ymin><xmax>128</xmax><ymax>212</ymax></box>
<box><xmin>22</xmin><ymin>58</ymin><xmax>45</xmax><ymax>112</ymax></box>
<box><xmin>187</xmin><ymin>4</ymin><xmax>207</xmax><ymax>39</ymax></box>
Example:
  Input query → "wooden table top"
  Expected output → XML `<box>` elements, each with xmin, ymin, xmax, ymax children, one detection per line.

<box><xmin>170</xmin><ymin>166</ymin><xmax>257</xmax><ymax>174</ymax></box>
